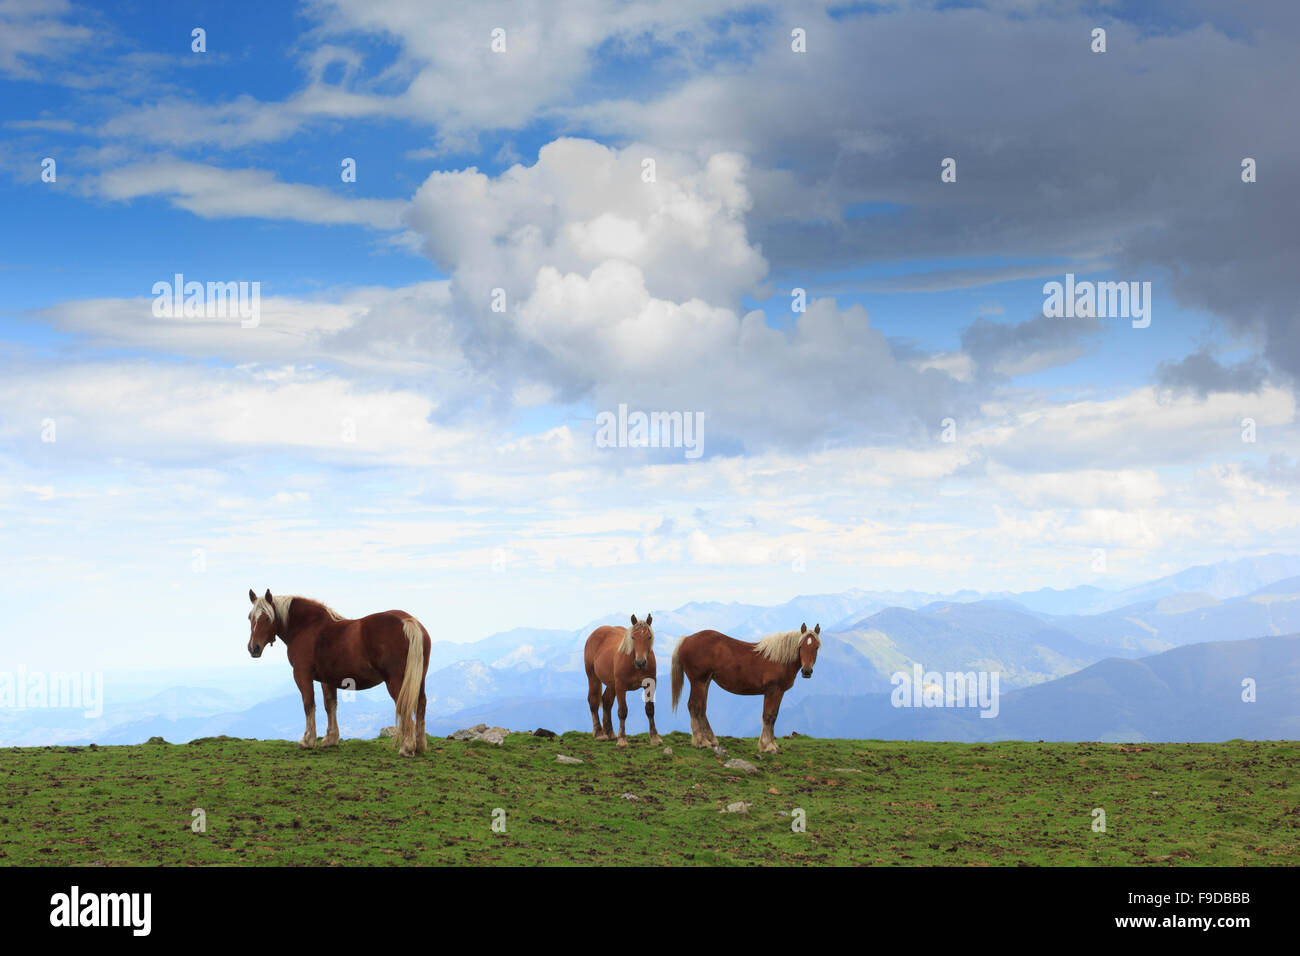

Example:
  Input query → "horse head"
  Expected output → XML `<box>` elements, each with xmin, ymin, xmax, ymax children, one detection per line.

<box><xmin>247</xmin><ymin>588</ymin><xmax>278</xmax><ymax>658</ymax></box>
<box><xmin>627</xmin><ymin>613</ymin><xmax>655</xmax><ymax>671</ymax></box>
<box><xmin>798</xmin><ymin>622</ymin><xmax>821</xmax><ymax>678</ymax></box>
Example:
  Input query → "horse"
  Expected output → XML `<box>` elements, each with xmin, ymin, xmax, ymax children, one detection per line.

<box><xmin>245</xmin><ymin>589</ymin><xmax>431</xmax><ymax>757</ymax></box>
<box><xmin>671</xmin><ymin>623</ymin><xmax>821</xmax><ymax>753</ymax></box>
<box><xmin>584</xmin><ymin>614</ymin><xmax>661</xmax><ymax>747</ymax></box>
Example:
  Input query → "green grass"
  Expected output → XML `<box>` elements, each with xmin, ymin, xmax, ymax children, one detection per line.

<box><xmin>2</xmin><ymin>733</ymin><xmax>1297</xmax><ymax>865</ymax></box>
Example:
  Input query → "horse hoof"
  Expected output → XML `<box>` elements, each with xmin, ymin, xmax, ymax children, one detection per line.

<box><xmin>617</xmin><ymin>737</ymin><xmax>628</xmax><ymax>748</ymax></box>
<box><xmin>649</xmin><ymin>735</ymin><xmax>662</xmax><ymax>746</ymax></box>
<box><xmin>594</xmin><ymin>732</ymin><xmax>607</xmax><ymax>741</ymax></box>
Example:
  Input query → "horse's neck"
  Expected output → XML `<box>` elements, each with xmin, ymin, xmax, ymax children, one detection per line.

<box><xmin>279</xmin><ymin>599</ymin><xmax>336</xmax><ymax>641</ymax></box>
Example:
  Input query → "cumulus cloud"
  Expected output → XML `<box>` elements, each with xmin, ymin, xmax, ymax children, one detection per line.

<box><xmin>404</xmin><ymin>137</ymin><xmax>965</xmax><ymax>448</ymax></box>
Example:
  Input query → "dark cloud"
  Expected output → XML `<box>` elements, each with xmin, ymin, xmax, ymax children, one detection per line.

<box><xmin>1156</xmin><ymin>350</ymin><xmax>1267</xmax><ymax>397</ymax></box>
<box><xmin>592</xmin><ymin>2</ymin><xmax>1300</xmax><ymax>388</ymax></box>
<box><xmin>962</xmin><ymin>313</ymin><xmax>1102</xmax><ymax>378</ymax></box>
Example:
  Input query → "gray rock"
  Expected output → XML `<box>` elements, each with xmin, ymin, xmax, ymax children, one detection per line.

<box><xmin>556</xmin><ymin>754</ymin><xmax>583</xmax><ymax>764</ymax></box>
<box><xmin>449</xmin><ymin>724</ymin><xmax>509</xmax><ymax>744</ymax></box>
<box><xmin>723</xmin><ymin>758</ymin><xmax>758</xmax><ymax>774</ymax></box>
<box><xmin>830</xmin><ymin>768</ymin><xmax>862</xmax><ymax>773</ymax></box>
<box><xmin>621</xmin><ymin>792</ymin><xmax>639</xmax><ymax>801</ymax></box>
<box><xmin>663</xmin><ymin>746</ymin><xmax>673</xmax><ymax>755</ymax></box>
<box><xmin>379</xmin><ymin>726</ymin><xmax>397</xmax><ymax>738</ymax></box>
<box><xmin>712</xmin><ymin>744</ymin><xmax>728</xmax><ymax>757</ymax></box>
<box><xmin>722</xmin><ymin>801</ymin><xmax>751</xmax><ymax>814</ymax></box>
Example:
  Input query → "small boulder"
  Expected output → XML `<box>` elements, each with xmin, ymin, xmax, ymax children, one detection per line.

<box><xmin>556</xmin><ymin>754</ymin><xmax>583</xmax><ymax>765</ymax></box>
<box><xmin>724</xmin><ymin>758</ymin><xmax>758</xmax><ymax>774</ymax></box>
<box><xmin>722</xmin><ymin>801</ymin><xmax>751</xmax><ymax>814</ymax></box>
<box><xmin>663</xmin><ymin>746</ymin><xmax>673</xmax><ymax>755</ymax></box>
<box><xmin>448</xmin><ymin>725</ymin><xmax>509</xmax><ymax>744</ymax></box>
<box><xmin>621</xmin><ymin>792</ymin><xmax>639</xmax><ymax>801</ymax></box>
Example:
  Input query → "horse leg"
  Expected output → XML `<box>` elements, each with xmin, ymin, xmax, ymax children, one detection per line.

<box><xmin>320</xmin><ymin>682</ymin><xmax>339</xmax><ymax>747</ymax></box>
<box><xmin>385</xmin><ymin>675</ymin><xmax>415</xmax><ymax>756</ymax></box>
<box><xmin>295</xmin><ymin>670</ymin><xmax>317</xmax><ymax>748</ymax></box>
<box><xmin>687</xmin><ymin>677</ymin><xmax>713</xmax><ymax>748</ymax></box>
<box><xmin>600</xmin><ymin>684</ymin><xmax>615</xmax><ymax>740</ymax></box>
<box><xmin>698</xmin><ymin>680</ymin><xmax>720</xmax><ymax>747</ymax></box>
<box><xmin>616</xmin><ymin>686</ymin><xmax>629</xmax><ymax>748</ymax></box>
<box><xmin>759</xmin><ymin>687</ymin><xmax>784</xmax><ymax>754</ymax></box>
<box><xmin>644</xmin><ymin>679</ymin><xmax>661</xmax><ymax>746</ymax></box>
<box><xmin>415</xmin><ymin>683</ymin><xmax>427</xmax><ymax>755</ymax></box>
<box><xmin>588</xmin><ymin>671</ymin><xmax>607</xmax><ymax>740</ymax></box>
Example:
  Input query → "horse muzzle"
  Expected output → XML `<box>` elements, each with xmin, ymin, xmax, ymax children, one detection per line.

<box><xmin>801</xmin><ymin>668</ymin><xmax>813</xmax><ymax>679</ymax></box>
<box><xmin>249</xmin><ymin>644</ymin><xmax>263</xmax><ymax>659</ymax></box>
<box><xmin>634</xmin><ymin>658</ymin><xmax>648</xmax><ymax>670</ymax></box>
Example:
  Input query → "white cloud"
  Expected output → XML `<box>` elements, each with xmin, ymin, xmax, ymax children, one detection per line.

<box><xmin>95</xmin><ymin>160</ymin><xmax>407</xmax><ymax>228</ymax></box>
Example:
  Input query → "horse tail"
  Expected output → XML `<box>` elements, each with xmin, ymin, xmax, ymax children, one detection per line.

<box><xmin>395</xmin><ymin>618</ymin><xmax>425</xmax><ymax>753</ymax></box>
<box><xmin>670</xmin><ymin>636</ymin><xmax>685</xmax><ymax>713</ymax></box>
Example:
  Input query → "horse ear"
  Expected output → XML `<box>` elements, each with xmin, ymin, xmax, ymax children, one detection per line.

<box><xmin>801</xmin><ymin>622</ymin><xmax>807</xmax><ymax>633</ymax></box>
<box><xmin>814</xmin><ymin>623</ymin><xmax>820</xmax><ymax>634</ymax></box>
<box><xmin>630</xmin><ymin>614</ymin><xmax>638</xmax><ymax>625</ymax></box>
<box><xmin>249</xmin><ymin>589</ymin><xmax>257</xmax><ymax>604</ymax></box>
<box><xmin>264</xmin><ymin>588</ymin><xmax>273</xmax><ymax>603</ymax></box>
<box><xmin>646</xmin><ymin>614</ymin><xmax>652</xmax><ymax>626</ymax></box>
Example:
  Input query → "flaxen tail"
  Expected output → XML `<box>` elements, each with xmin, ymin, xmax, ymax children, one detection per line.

<box><xmin>671</xmin><ymin>637</ymin><xmax>685</xmax><ymax>713</ymax></box>
<box><xmin>395</xmin><ymin>618</ymin><xmax>425</xmax><ymax>753</ymax></box>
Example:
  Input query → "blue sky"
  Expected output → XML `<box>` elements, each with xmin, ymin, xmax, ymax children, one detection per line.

<box><xmin>0</xmin><ymin>0</ymin><xmax>1297</xmax><ymax>672</ymax></box>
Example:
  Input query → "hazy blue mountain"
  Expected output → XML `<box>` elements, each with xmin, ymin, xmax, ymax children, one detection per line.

<box><xmin>835</xmin><ymin>601</ymin><xmax>1117</xmax><ymax>688</ymax></box>
<box><xmin>1043</xmin><ymin>579</ymin><xmax>1300</xmax><ymax>654</ymax></box>
<box><xmin>862</xmin><ymin>634</ymin><xmax>1300</xmax><ymax>743</ymax></box>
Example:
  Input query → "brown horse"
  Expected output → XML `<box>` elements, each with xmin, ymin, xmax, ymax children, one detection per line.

<box><xmin>246</xmin><ymin>589</ymin><xmax>431</xmax><ymax>757</ymax></box>
<box><xmin>671</xmin><ymin>623</ymin><xmax>821</xmax><ymax>753</ymax></box>
<box><xmin>584</xmin><ymin>614</ymin><xmax>661</xmax><ymax>747</ymax></box>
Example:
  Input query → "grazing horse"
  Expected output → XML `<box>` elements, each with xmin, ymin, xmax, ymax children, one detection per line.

<box><xmin>245</xmin><ymin>589</ymin><xmax>431</xmax><ymax>757</ymax></box>
<box><xmin>584</xmin><ymin>614</ymin><xmax>661</xmax><ymax>747</ymax></box>
<box><xmin>671</xmin><ymin>623</ymin><xmax>821</xmax><ymax>753</ymax></box>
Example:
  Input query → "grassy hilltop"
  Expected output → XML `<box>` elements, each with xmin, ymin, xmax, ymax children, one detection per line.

<box><xmin>2</xmin><ymin>733</ymin><xmax>1297</xmax><ymax>866</ymax></box>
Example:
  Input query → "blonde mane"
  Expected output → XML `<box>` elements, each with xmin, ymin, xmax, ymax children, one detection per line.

<box><xmin>253</xmin><ymin>594</ymin><xmax>344</xmax><ymax>632</ymax></box>
<box><xmin>753</xmin><ymin>629</ymin><xmax>819</xmax><ymax>664</ymax></box>
<box><xmin>618</xmin><ymin>623</ymin><xmax>655</xmax><ymax>655</ymax></box>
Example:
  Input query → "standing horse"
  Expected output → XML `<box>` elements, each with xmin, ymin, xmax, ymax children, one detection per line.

<box><xmin>671</xmin><ymin>623</ymin><xmax>820</xmax><ymax>753</ymax></box>
<box><xmin>245</xmin><ymin>589</ymin><xmax>431</xmax><ymax>757</ymax></box>
<box><xmin>584</xmin><ymin>614</ymin><xmax>661</xmax><ymax>747</ymax></box>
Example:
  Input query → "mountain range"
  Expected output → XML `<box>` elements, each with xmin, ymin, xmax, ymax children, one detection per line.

<box><xmin>5</xmin><ymin>553</ymin><xmax>1300</xmax><ymax>746</ymax></box>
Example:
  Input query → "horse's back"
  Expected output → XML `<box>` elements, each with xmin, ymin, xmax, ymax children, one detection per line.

<box><xmin>679</xmin><ymin>629</ymin><xmax>768</xmax><ymax>692</ymax></box>
<box><xmin>681</xmin><ymin>629</ymin><xmax>750</xmax><ymax>657</ymax></box>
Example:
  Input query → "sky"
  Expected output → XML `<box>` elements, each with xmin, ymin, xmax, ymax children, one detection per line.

<box><xmin>0</xmin><ymin>0</ymin><xmax>1297</xmax><ymax>672</ymax></box>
